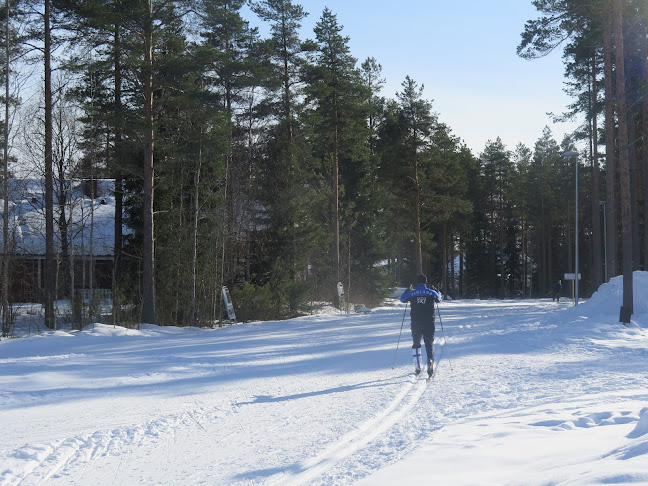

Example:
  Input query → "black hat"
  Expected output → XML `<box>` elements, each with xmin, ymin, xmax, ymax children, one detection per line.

<box><xmin>417</xmin><ymin>274</ymin><xmax>427</xmax><ymax>284</ymax></box>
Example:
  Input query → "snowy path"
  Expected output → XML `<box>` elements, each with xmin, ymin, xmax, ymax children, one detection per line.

<box><xmin>1</xmin><ymin>278</ymin><xmax>647</xmax><ymax>485</ymax></box>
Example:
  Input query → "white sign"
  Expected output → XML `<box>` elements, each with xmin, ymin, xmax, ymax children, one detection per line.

<box><xmin>221</xmin><ymin>286</ymin><xmax>237</xmax><ymax>323</ymax></box>
<box><xmin>564</xmin><ymin>273</ymin><xmax>582</xmax><ymax>280</ymax></box>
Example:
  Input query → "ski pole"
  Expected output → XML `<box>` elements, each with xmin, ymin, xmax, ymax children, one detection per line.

<box><xmin>437</xmin><ymin>304</ymin><xmax>453</xmax><ymax>371</ymax></box>
<box><xmin>392</xmin><ymin>303</ymin><xmax>408</xmax><ymax>369</ymax></box>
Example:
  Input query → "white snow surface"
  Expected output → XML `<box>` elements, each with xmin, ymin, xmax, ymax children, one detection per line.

<box><xmin>1</xmin><ymin>272</ymin><xmax>648</xmax><ymax>485</ymax></box>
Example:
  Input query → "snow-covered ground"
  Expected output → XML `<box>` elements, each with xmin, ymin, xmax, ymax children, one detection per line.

<box><xmin>1</xmin><ymin>273</ymin><xmax>647</xmax><ymax>485</ymax></box>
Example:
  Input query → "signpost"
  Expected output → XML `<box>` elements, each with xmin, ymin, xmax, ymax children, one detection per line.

<box><xmin>221</xmin><ymin>286</ymin><xmax>237</xmax><ymax>324</ymax></box>
<box><xmin>562</xmin><ymin>150</ymin><xmax>580</xmax><ymax>307</ymax></box>
<box><xmin>563</xmin><ymin>273</ymin><xmax>581</xmax><ymax>305</ymax></box>
<box><xmin>563</xmin><ymin>273</ymin><xmax>581</xmax><ymax>280</ymax></box>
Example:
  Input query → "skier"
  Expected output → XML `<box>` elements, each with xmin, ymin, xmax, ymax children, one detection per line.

<box><xmin>552</xmin><ymin>280</ymin><xmax>562</xmax><ymax>303</ymax></box>
<box><xmin>400</xmin><ymin>274</ymin><xmax>441</xmax><ymax>377</ymax></box>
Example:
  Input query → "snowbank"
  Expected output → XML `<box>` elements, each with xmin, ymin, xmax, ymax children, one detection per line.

<box><xmin>585</xmin><ymin>271</ymin><xmax>648</xmax><ymax>317</ymax></box>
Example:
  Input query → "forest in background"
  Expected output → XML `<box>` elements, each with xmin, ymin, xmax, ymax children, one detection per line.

<box><xmin>0</xmin><ymin>0</ymin><xmax>646</xmax><ymax>332</ymax></box>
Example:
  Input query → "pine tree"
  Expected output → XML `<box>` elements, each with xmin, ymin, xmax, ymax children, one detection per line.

<box><xmin>250</xmin><ymin>0</ymin><xmax>322</xmax><ymax>316</ymax></box>
<box><xmin>356</xmin><ymin>57</ymin><xmax>393</xmax><ymax>302</ymax></box>
<box><xmin>121</xmin><ymin>0</ymin><xmax>193</xmax><ymax>325</ymax></box>
<box><xmin>251</xmin><ymin>0</ymin><xmax>306</xmax><ymax>125</ymax></box>
<box><xmin>304</xmin><ymin>7</ymin><xmax>370</xmax><ymax>308</ymax></box>
<box><xmin>55</xmin><ymin>0</ymin><xmax>147</xmax><ymax>325</ymax></box>
<box><xmin>600</xmin><ymin>1</ymin><xmax>618</xmax><ymax>281</ymax></box>
<box><xmin>559</xmin><ymin>11</ymin><xmax>605</xmax><ymax>290</ymax></box>
<box><xmin>20</xmin><ymin>0</ymin><xmax>61</xmax><ymax>327</ymax></box>
<box><xmin>511</xmin><ymin>143</ymin><xmax>534</xmax><ymax>295</ymax></box>
<box><xmin>519</xmin><ymin>0</ymin><xmax>641</xmax><ymax>315</ymax></box>
<box><xmin>612</xmin><ymin>0</ymin><xmax>633</xmax><ymax>320</ymax></box>
<box><xmin>1</xmin><ymin>0</ymin><xmax>8</xmax><ymax>336</ymax></box>
<box><xmin>395</xmin><ymin>76</ymin><xmax>435</xmax><ymax>277</ymax></box>
<box><xmin>425</xmin><ymin>125</ymin><xmax>472</xmax><ymax>297</ymax></box>
<box><xmin>1</xmin><ymin>0</ymin><xmax>22</xmax><ymax>336</ymax></box>
<box><xmin>150</xmin><ymin>23</ymin><xmax>228</xmax><ymax>326</ymax></box>
<box><xmin>480</xmin><ymin>139</ymin><xmax>513</xmax><ymax>298</ymax></box>
<box><xmin>532</xmin><ymin>129</ymin><xmax>563</xmax><ymax>294</ymax></box>
<box><xmin>464</xmin><ymin>152</ymin><xmax>491</xmax><ymax>298</ymax></box>
<box><xmin>57</xmin><ymin>0</ymin><xmax>199</xmax><ymax>325</ymax></box>
<box><xmin>197</xmin><ymin>0</ymin><xmax>266</xmax><ymax>292</ymax></box>
<box><xmin>360</xmin><ymin>56</ymin><xmax>384</xmax><ymax>159</ymax></box>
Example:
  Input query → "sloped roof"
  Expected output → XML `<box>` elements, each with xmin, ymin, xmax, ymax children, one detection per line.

<box><xmin>1</xmin><ymin>179</ymin><xmax>126</xmax><ymax>256</ymax></box>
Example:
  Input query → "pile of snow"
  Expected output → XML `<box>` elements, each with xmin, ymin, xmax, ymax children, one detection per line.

<box><xmin>585</xmin><ymin>271</ymin><xmax>648</xmax><ymax>316</ymax></box>
<box><xmin>628</xmin><ymin>408</ymin><xmax>648</xmax><ymax>439</ymax></box>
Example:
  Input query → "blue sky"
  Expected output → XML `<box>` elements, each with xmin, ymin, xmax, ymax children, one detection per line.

<box><xmin>244</xmin><ymin>0</ymin><xmax>579</xmax><ymax>156</ymax></box>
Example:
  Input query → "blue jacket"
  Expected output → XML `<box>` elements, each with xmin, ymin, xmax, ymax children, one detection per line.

<box><xmin>400</xmin><ymin>284</ymin><xmax>441</xmax><ymax>321</ymax></box>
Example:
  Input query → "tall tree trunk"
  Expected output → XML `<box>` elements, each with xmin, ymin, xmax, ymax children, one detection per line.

<box><xmin>281</xmin><ymin>29</ymin><xmax>292</xmax><ymax>140</ymax></box>
<box><xmin>414</xmin><ymin>165</ymin><xmax>423</xmax><ymax>277</ymax></box>
<box><xmin>191</xmin><ymin>153</ymin><xmax>201</xmax><ymax>326</ymax></box>
<box><xmin>548</xmin><ymin>212</ymin><xmax>553</xmax><ymax>296</ymax></box>
<box><xmin>346</xmin><ymin>230</ymin><xmax>351</xmax><ymax>313</ymax></box>
<box><xmin>540</xmin><ymin>201</ymin><xmax>546</xmax><ymax>294</ymax></box>
<box><xmin>522</xmin><ymin>219</ymin><xmax>528</xmax><ymax>296</ymax></box>
<box><xmin>224</xmin><ymin>50</ymin><xmax>234</xmax><ymax>292</ymax></box>
<box><xmin>603</xmin><ymin>3</ymin><xmax>618</xmax><ymax>281</ymax></box>
<box><xmin>113</xmin><ymin>21</ymin><xmax>123</xmax><ymax>326</ymax></box>
<box><xmin>627</xmin><ymin>113</ymin><xmax>640</xmax><ymax>271</ymax></box>
<box><xmin>498</xmin><ymin>185</ymin><xmax>505</xmax><ymax>298</ymax></box>
<box><xmin>89</xmin><ymin>175</ymin><xmax>95</xmax><ymax>321</ymax></box>
<box><xmin>449</xmin><ymin>229</ymin><xmax>455</xmax><ymax>297</ymax></box>
<box><xmin>57</xmin><ymin>174</ymin><xmax>68</xmax><ymax>297</ymax></box>
<box><xmin>332</xmin><ymin>90</ymin><xmax>341</xmax><ymax>308</ymax></box>
<box><xmin>413</xmin><ymin>124</ymin><xmax>423</xmax><ymax>278</ymax></box>
<box><xmin>642</xmin><ymin>4</ymin><xmax>648</xmax><ymax>271</ymax></box>
<box><xmin>590</xmin><ymin>54</ymin><xmax>602</xmax><ymax>289</ymax></box>
<box><xmin>44</xmin><ymin>0</ymin><xmax>55</xmax><ymax>329</ymax></box>
<box><xmin>612</xmin><ymin>0</ymin><xmax>633</xmax><ymax>320</ymax></box>
<box><xmin>459</xmin><ymin>234</ymin><xmax>464</xmax><ymax>296</ymax></box>
<box><xmin>2</xmin><ymin>0</ymin><xmax>10</xmax><ymax>337</ymax></box>
<box><xmin>141</xmin><ymin>0</ymin><xmax>155</xmax><ymax>324</ymax></box>
<box><xmin>442</xmin><ymin>222</ymin><xmax>448</xmax><ymax>297</ymax></box>
<box><xmin>491</xmin><ymin>241</ymin><xmax>496</xmax><ymax>296</ymax></box>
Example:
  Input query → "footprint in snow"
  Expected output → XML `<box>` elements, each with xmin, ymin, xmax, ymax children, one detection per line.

<box><xmin>531</xmin><ymin>409</ymin><xmax>645</xmax><ymax>431</ymax></box>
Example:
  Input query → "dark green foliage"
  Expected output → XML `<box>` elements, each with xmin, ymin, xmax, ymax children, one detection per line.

<box><xmin>230</xmin><ymin>280</ymin><xmax>274</xmax><ymax>322</ymax></box>
<box><xmin>378</xmin><ymin>76</ymin><xmax>466</xmax><ymax>286</ymax></box>
<box><xmin>15</xmin><ymin>0</ymin><xmax>643</xmax><ymax>328</ymax></box>
<box><xmin>303</xmin><ymin>8</ymin><xmax>385</xmax><ymax>305</ymax></box>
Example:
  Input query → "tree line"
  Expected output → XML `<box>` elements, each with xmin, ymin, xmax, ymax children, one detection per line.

<box><xmin>0</xmin><ymin>0</ymin><xmax>645</xmax><ymax>333</ymax></box>
<box><xmin>519</xmin><ymin>0</ymin><xmax>645</xmax><ymax>322</ymax></box>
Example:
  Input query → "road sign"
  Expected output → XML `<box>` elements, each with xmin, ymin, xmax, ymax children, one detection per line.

<box><xmin>564</xmin><ymin>273</ymin><xmax>581</xmax><ymax>280</ymax></box>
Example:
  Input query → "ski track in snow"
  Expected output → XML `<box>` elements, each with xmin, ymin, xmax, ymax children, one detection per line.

<box><xmin>2</xmin><ymin>410</ymin><xmax>194</xmax><ymax>485</ymax></box>
<box><xmin>1</xmin><ymin>283</ymin><xmax>647</xmax><ymax>486</ymax></box>
<box><xmin>267</xmin><ymin>373</ymin><xmax>431</xmax><ymax>486</ymax></box>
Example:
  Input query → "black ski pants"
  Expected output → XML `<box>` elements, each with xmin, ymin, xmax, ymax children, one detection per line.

<box><xmin>410</xmin><ymin>318</ymin><xmax>435</xmax><ymax>362</ymax></box>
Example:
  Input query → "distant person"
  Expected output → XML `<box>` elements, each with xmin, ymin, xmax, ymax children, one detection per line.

<box><xmin>400</xmin><ymin>274</ymin><xmax>441</xmax><ymax>377</ymax></box>
<box><xmin>552</xmin><ymin>280</ymin><xmax>562</xmax><ymax>303</ymax></box>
